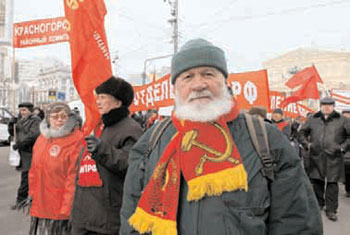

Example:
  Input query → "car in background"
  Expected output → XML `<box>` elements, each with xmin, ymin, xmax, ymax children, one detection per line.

<box><xmin>0</xmin><ymin>107</ymin><xmax>14</xmax><ymax>145</ymax></box>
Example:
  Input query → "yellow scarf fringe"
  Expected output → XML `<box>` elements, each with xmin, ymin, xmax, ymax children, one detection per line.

<box><xmin>187</xmin><ymin>164</ymin><xmax>248</xmax><ymax>201</ymax></box>
<box><xmin>129</xmin><ymin>207</ymin><xmax>177</xmax><ymax>235</ymax></box>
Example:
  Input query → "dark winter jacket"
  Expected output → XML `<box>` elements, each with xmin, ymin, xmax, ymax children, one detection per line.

<box><xmin>71</xmin><ymin>107</ymin><xmax>143</xmax><ymax>234</ymax></box>
<box><xmin>120</xmin><ymin>113</ymin><xmax>323</xmax><ymax>235</ymax></box>
<box><xmin>272</xmin><ymin>119</ymin><xmax>291</xmax><ymax>138</ymax></box>
<box><xmin>8</xmin><ymin>113</ymin><xmax>41</xmax><ymax>172</ymax></box>
<box><xmin>344</xmin><ymin>116</ymin><xmax>350</xmax><ymax>167</ymax></box>
<box><xmin>298</xmin><ymin>111</ymin><xmax>350</xmax><ymax>182</ymax></box>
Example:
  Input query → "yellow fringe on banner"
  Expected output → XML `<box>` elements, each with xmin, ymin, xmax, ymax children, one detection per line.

<box><xmin>129</xmin><ymin>207</ymin><xmax>177</xmax><ymax>235</ymax></box>
<box><xmin>187</xmin><ymin>164</ymin><xmax>248</xmax><ymax>201</ymax></box>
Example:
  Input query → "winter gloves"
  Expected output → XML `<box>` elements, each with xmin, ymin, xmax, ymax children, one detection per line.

<box><xmin>85</xmin><ymin>136</ymin><xmax>101</xmax><ymax>154</ymax></box>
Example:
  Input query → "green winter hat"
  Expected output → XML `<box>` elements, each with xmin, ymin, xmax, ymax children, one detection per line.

<box><xmin>171</xmin><ymin>38</ymin><xmax>228</xmax><ymax>84</ymax></box>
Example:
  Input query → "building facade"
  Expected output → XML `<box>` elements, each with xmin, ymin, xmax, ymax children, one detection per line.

<box><xmin>263</xmin><ymin>48</ymin><xmax>350</xmax><ymax>92</ymax></box>
<box><xmin>34</xmin><ymin>63</ymin><xmax>78</xmax><ymax>107</ymax></box>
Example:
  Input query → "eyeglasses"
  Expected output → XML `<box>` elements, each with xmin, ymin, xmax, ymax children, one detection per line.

<box><xmin>50</xmin><ymin>113</ymin><xmax>68</xmax><ymax>120</ymax></box>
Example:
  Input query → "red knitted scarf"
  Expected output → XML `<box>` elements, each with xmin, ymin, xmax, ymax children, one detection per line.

<box><xmin>77</xmin><ymin>122</ymin><xmax>103</xmax><ymax>187</ymax></box>
<box><xmin>129</xmin><ymin>104</ymin><xmax>248</xmax><ymax>235</ymax></box>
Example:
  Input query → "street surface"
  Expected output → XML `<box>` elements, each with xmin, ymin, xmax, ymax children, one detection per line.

<box><xmin>0</xmin><ymin>145</ymin><xmax>350</xmax><ymax>234</ymax></box>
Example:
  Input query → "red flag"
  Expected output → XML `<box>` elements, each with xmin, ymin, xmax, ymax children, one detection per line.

<box><xmin>281</xmin><ymin>66</ymin><xmax>322</xmax><ymax>107</ymax></box>
<box><xmin>285</xmin><ymin>65</ymin><xmax>323</xmax><ymax>88</ymax></box>
<box><xmin>64</xmin><ymin>0</ymin><xmax>112</xmax><ymax>135</ymax></box>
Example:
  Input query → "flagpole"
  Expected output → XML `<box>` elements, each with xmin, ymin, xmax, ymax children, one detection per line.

<box><xmin>319</xmin><ymin>82</ymin><xmax>330</xmax><ymax>97</ymax></box>
<box><xmin>11</xmin><ymin>15</ymin><xmax>16</xmax><ymax>114</ymax></box>
<box><xmin>11</xmin><ymin>41</ymin><xmax>15</xmax><ymax>114</ymax></box>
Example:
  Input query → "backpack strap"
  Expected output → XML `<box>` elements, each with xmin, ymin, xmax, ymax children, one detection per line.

<box><xmin>139</xmin><ymin>117</ymin><xmax>172</xmax><ymax>191</ymax></box>
<box><xmin>145</xmin><ymin>117</ymin><xmax>172</xmax><ymax>159</ymax></box>
<box><xmin>244</xmin><ymin>113</ymin><xmax>275</xmax><ymax>182</ymax></box>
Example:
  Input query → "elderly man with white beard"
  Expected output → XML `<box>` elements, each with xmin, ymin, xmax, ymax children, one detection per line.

<box><xmin>120</xmin><ymin>39</ymin><xmax>322</xmax><ymax>235</ymax></box>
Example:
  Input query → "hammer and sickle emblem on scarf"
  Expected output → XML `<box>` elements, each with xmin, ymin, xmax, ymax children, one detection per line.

<box><xmin>181</xmin><ymin>122</ymin><xmax>240</xmax><ymax>175</ymax></box>
<box><xmin>66</xmin><ymin>0</ymin><xmax>84</xmax><ymax>10</ymax></box>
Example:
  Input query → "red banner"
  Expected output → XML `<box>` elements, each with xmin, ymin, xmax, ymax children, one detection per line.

<box><xmin>227</xmin><ymin>70</ymin><xmax>270</xmax><ymax>111</ymax></box>
<box><xmin>13</xmin><ymin>17</ymin><xmax>70</xmax><ymax>48</ymax></box>
<box><xmin>130</xmin><ymin>74</ymin><xmax>174</xmax><ymax>112</ymax></box>
<box><xmin>64</xmin><ymin>0</ymin><xmax>112</xmax><ymax>135</ymax></box>
<box><xmin>270</xmin><ymin>91</ymin><xmax>314</xmax><ymax>119</ymax></box>
<box><xmin>130</xmin><ymin>70</ymin><xmax>271</xmax><ymax>112</ymax></box>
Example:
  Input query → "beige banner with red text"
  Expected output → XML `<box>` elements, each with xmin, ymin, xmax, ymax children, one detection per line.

<box><xmin>13</xmin><ymin>17</ymin><xmax>70</xmax><ymax>48</ymax></box>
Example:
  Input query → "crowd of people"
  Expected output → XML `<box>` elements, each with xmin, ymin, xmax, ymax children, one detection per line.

<box><xmin>6</xmin><ymin>38</ymin><xmax>350</xmax><ymax>235</ymax></box>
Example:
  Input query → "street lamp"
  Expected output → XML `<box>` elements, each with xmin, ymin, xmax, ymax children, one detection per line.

<box><xmin>142</xmin><ymin>54</ymin><xmax>173</xmax><ymax>85</ymax></box>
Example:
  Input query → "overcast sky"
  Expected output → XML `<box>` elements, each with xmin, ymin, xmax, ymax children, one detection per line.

<box><xmin>13</xmin><ymin>0</ymin><xmax>350</xmax><ymax>80</ymax></box>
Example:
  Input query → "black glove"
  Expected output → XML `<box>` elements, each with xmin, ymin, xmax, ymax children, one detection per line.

<box><xmin>13</xmin><ymin>143</ymin><xmax>20</xmax><ymax>150</ymax></box>
<box><xmin>13</xmin><ymin>142</ymin><xmax>24</xmax><ymax>151</ymax></box>
<box><xmin>85</xmin><ymin>136</ymin><xmax>101</xmax><ymax>154</ymax></box>
<box><xmin>9</xmin><ymin>117</ymin><xmax>18</xmax><ymax>124</ymax></box>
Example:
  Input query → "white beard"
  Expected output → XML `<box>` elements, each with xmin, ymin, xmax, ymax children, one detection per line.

<box><xmin>174</xmin><ymin>85</ymin><xmax>233</xmax><ymax>122</ymax></box>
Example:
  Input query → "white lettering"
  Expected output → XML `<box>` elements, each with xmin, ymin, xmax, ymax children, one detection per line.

<box><xmin>93</xmin><ymin>31</ymin><xmax>110</xmax><ymax>60</ymax></box>
<box><xmin>146</xmin><ymin>86</ymin><xmax>154</xmax><ymax>107</ymax></box>
<box><xmin>14</xmin><ymin>26</ymin><xmax>23</xmax><ymax>36</ymax></box>
<box><xmin>161</xmin><ymin>80</ymin><xmax>169</xmax><ymax>100</ymax></box>
<box><xmin>244</xmin><ymin>81</ymin><xmax>258</xmax><ymax>104</ymax></box>
<box><xmin>231</xmin><ymin>81</ymin><xmax>242</xmax><ymax>96</ymax></box>
<box><xmin>153</xmin><ymin>83</ymin><xmax>160</xmax><ymax>102</ymax></box>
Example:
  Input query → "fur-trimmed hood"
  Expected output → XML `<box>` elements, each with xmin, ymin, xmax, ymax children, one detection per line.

<box><xmin>40</xmin><ymin>113</ymin><xmax>81</xmax><ymax>138</ymax></box>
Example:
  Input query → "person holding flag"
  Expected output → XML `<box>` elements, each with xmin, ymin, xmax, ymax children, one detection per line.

<box><xmin>71</xmin><ymin>77</ymin><xmax>143</xmax><ymax>235</ymax></box>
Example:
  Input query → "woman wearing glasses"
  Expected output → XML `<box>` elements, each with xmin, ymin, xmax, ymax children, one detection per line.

<box><xmin>28</xmin><ymin>102</ymin><xmax>83</xmax><ymax>235</ymax></box>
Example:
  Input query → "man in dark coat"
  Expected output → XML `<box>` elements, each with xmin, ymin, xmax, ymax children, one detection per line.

<box><xmin>71</xmin><ymin>77</ymin><xmax>143</xmax><ymax>235</ymax></box>
<box><xmin>299</xmin><ymin>97</ymin><xmax>350</xmax><ymax>221</ymax></box>
<box><xmin>342</xmin><ymin>109</ymin><xmax>350</xmax><ymax>197</ymax></box>
<box><xmin>8</xmin><ymin>102</ymin><xmax>41</xmax><ymax>210</ymax></box>
<box><xmin>120</xmin><ymin>38</ymin><xmax>322</xmax><ymax>235</ymax></box>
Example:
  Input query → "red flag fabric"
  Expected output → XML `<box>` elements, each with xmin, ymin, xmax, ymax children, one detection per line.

<box><xmin>281</xmin><ymin>66</ymin><xmax>322</xmax><ymax>108</ymax></box>
<box><xmin>64</xmin><ymin>0</ymin><xmax>112</xmax><ymax>135</ymax></box>
<box><xmin>285</xmin><ymin>65</ymin><xmax>323</xmax><ymax>88</ymax></box>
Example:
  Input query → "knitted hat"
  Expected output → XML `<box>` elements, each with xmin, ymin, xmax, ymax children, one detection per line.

<box><xmin>45</xmin><ymin>102</ymin><xmax>72</xmax><ymax>125</ymax></box>
<box><xmin>18</xmin><ymin>102</ymin><xmax>34</xmax><ymax>112</ymax></box>
<box><xmin>272</xmin><ymin>108</ymin><xmax>283</xmax><ymax>115</ymax></box>
<box><xmin>171</xmin><ymin>38</ymin><xmax>228</xmax><ymax>84</ymax></box>
<box><xmin>95</xmin><ymin>76</ymin><xmax>134</xmax><ymax>107</ymax></box>
<box><xmin>320</xmin><ymin>97</ymin><xmax>335</xmax><ymax>105</ymax></box>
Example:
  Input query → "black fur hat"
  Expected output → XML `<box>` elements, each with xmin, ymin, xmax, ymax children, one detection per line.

<box><xmin>95</xmin><ymin>76</ymin><xmax>134</xmax><ymax>107</ymax></box>
<box><xmin>18</xmin><ymin>102</ymin><xmax>34</xmax><ymax>112</ymax></box>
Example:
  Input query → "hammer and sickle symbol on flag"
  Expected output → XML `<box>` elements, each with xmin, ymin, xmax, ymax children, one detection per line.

<box><xmin>181</xmin><ymin>122</ymin><xmax>239</xmax><ymax>175</ymax></box>
<box><xmin>66</xmin><ymin>0</ymin><xmax>85</xmax><ymax>10</ymax></box>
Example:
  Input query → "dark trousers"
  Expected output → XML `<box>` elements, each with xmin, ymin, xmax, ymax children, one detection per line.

<box><xmin>311</xmin><ymin>179</ymin><xmax>338</xmax><ymax>213</ymax></box>
<box><xmin>16</xmin><ymin>171</ymin><xmax>28</xmax><ymax>203</ymax></box>
<box><xmin>71</xmin><ymin>226</ymin><xmax>113</xmax><ymax>235</ymax></box>
<box><xmin>345</xmin><ymin>164</ymin><xmax>350</xmax><ymax>193</ymax></box>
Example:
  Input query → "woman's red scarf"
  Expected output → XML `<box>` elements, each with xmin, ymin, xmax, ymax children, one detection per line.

<box><xmin>77</xmin><ymin>122</ymin><xmax>104</xmax><ymax>187</ymax></box>
<box><xmin>129</xmin><ymin>104</ymin><xmax>248</xmax><ymax>235</ymax></box>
